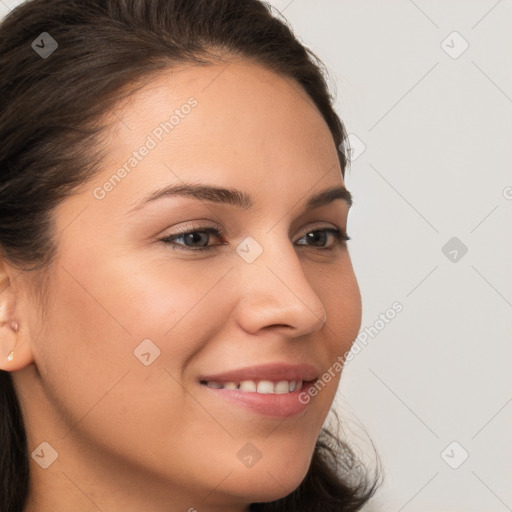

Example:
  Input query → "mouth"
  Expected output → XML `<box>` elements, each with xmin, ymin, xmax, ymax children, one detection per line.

<box><xmin>198</xmin><ymin>363</ymin><xmax>319</xmax><ymax>417</ymax></box>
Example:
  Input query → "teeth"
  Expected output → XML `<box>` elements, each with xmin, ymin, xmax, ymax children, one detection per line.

<box><xmin>205</xmin><ymin>379</ymin><xmax>302</xmax><ymax>394</ymax></box>
<box><xmin>239</xmin><ymin>380</ymin><xmax>257</xmax><ymax>392</ymax></box>
<box><xmin>256</xmin><ymin>380</ymin><xmax>274</xmax><ymax>394</ymax></box>
<box><xmin>275</xmin><ymin>380</ymin><xmax>290</xmax><ymax>394</ymax></box>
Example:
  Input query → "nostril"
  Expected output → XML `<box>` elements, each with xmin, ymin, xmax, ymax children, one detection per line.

<box><xmin>264</xmin><ymin>324</ymin><xmax>293</xmax><ymax>330</ymax></box>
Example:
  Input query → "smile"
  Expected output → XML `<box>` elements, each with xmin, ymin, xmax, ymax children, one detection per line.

<box><xmin>198</xmin><ymin>363</ymin><xmax>319</xmax><ymax>417</ymax></box>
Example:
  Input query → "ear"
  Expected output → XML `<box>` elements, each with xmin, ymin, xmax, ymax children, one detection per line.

<box><xmin>0</xmin><ymin>258</ymin><xmax>35</xmax><ymax>371</ymax></box>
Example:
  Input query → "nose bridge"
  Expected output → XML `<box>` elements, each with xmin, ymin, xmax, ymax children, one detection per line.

<box><xmin>235</xmin><ymin>232</ymin><xmax>326</xmax><ymax>334</ymax></box>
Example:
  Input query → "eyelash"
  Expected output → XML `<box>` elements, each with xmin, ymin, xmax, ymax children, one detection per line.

<box><xmin>159</xmin><ymin>225</ymin><xmax>350</xmax><ymax>252</ymax></box>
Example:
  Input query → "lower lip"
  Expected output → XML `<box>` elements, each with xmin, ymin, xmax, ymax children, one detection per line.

<box><xmin>200</xmin><ymin>381</ymin><xmax>316</xmax><ymax>417</ymax></box>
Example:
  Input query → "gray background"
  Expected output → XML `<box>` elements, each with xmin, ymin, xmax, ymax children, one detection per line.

<box><xmin>2</xmin><ymin>0</ymin><xmax>511</xmax><ymax>510</ymax></box>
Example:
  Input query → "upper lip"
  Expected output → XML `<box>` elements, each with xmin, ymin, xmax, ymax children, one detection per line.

<box><xmin>199</xmin><ymin>363</ymin><xmax>319</xmax><ymax>384</ymax></box>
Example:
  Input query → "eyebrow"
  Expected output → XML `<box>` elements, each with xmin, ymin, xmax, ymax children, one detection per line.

<box><xmin>128</xmin><ymin>183</ymin><xmax>352</xmax><ymax>213</ymax></box>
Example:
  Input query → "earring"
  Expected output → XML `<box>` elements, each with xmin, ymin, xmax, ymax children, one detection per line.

<box><xmin>6</xmin><ymin>321</ymin><xmax>18</xmax><ymax>361</ymax></box>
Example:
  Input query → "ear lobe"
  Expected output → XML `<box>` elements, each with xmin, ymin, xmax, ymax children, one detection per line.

<box><xmin>0</xmin><ymin>336</ymin><xmax>35</xmax><ymax>371</ymax></box>
<box><xmin>0</xmin><ymin>260</ymin><xmax>35</xmax><ymax>371</ymax></box>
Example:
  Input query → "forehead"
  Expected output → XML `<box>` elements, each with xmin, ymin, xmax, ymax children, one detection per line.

<box><xmin>91</xmin><ymin>60</ymin><xmax>344</xmax><ymax>211</ymax></box>
<box><xmin>109</xmin><ymin>60</ymin><xmax>336</xmax><ymax>149</ymax></box>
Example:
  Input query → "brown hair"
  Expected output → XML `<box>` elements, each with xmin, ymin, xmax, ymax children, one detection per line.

<box><xmin>0</xmin><ymin>1</ymin><xmax>380</xmax><ymax>510</ymax></box>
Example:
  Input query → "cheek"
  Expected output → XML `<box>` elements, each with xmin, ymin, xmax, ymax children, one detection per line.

<box><xmin>328</xmin><ymin>276</ymin><xmax>362</xmax><ymax>350</ymax></box>
<box><xmin>61</xmin><ymin>245</ymin><xmax>233</xmax><ymax>339</ymax></box>
<box><xmin>34</xmin><ymin>255</ymin><xmax>241</xmax><ymax>478</ymax></box>
<box><xmin>307</xmin><ymin>255</ymin><xmax>362</xmax><ymax>352</ymax></box>
<box><xmin>303</xmin><ymin>257</ymin><xmax>362</xmax><ymax>404</ymax></box>
<box><xmin>37</xmin><ymin>250</ymin><xmax>236</xmax><ymax>418</ymax></box>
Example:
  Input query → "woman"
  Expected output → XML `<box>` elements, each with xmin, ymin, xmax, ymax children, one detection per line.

<box><xmin>0</xmin><ymin>0</ymin><xmax>380</xmax><ymax>510</ymax></box>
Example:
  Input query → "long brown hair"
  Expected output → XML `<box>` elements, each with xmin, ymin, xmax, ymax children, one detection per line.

<box><xmin>0</xmin><ymin>1</ymin><xmax>380</xmax><ymax>510</ymax></box>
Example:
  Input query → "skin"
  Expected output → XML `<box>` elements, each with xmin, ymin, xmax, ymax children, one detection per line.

<box><xmin>0</xmin><ymin>59</ymin><xmax>362</xmax><ymax>511</ymax></box>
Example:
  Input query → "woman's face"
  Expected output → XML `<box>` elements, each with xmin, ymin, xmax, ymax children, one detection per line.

<box><xmin>13</xmin><ymin>60</ymin><xmax>361</xmax><ymax>510</ymax></box>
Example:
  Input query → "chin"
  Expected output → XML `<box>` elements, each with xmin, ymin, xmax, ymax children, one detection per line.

<box><xmin>217</xmin><ymin>445</ymin><xmax>314</xmax><ymax>505</ymax></box>
<box><xmin>228</xmin><ymin>469</ymin><xmax>309</xmax><ymax>505</ymax></box>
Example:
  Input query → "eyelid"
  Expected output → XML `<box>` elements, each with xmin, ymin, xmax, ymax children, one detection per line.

<box><xmin>160</xmin><ymin>222</ymin><xmax>221</xmax><ymax>238</ymax></box>
<box><xmin>158</xmin><ymin>224</ymin><xmax>225</xmax><ymax>249</ymax></box>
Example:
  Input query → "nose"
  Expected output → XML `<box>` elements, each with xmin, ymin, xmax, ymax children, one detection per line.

<box><xmin>234</xmin><ymin>237</ymin><xmax>327</xmax><ymax>338</ymax></box>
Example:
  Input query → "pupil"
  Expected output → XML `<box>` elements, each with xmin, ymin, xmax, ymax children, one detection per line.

<box><xmin>308</xmin><ymin>231</ymin><xmax>326</xmax><ymax>246</ymax></box>
<box><xmin>186</xmin><ymin>232</ymin><xmax>208</xmax><ymax>246</ymax></box>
